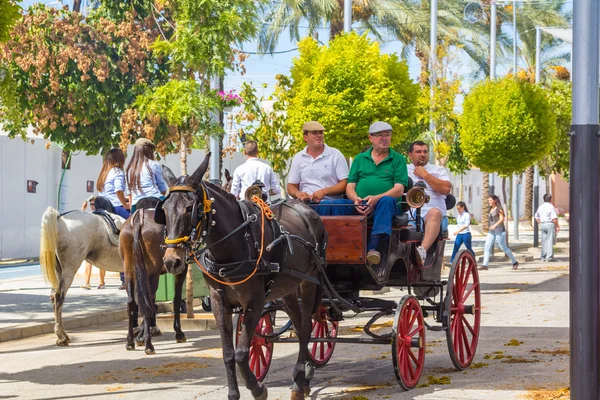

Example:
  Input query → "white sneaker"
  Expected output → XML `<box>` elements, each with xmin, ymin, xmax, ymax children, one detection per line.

<box><xmin>415</xmin><ymin>246</ymin><xmax>427</xmax><ymax>267</ymax></box>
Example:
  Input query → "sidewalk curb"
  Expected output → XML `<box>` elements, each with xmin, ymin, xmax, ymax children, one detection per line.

<box><xmin>0</xmin><ymin>300</ymin><xmax>211</xmax><ymax>343</ymax></box>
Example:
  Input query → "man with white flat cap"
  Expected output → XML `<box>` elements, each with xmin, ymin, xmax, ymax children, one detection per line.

<box><xmin>346</xmin><ymin>121</ymin><xmax>408</xmax><ymax>266</ymax></box>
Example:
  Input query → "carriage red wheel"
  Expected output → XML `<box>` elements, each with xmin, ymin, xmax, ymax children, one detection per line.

<box><xmin>234</xmin><ymin>312</ymin><xmax>274</xmax><ymax>382</ymax></box>
<box><xmin>392</xmin><ymin>295</ymin><xmax>425</xmax><ymax>390</ymax></box>
<box><xmin>445</xmin><ymin>249</ymin><xmax>481</xmax><ymax>370</ymax></box>
<box><xmin>308</xmin><ymin>307</ymin><xmax>338</xmax><ymax>367</ymax></box>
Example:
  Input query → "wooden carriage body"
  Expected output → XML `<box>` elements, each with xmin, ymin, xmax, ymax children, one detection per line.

<box><xmin>321</xmin><ymin>215</ymin><xmax>446</xmax><ymax>298</ymax></box>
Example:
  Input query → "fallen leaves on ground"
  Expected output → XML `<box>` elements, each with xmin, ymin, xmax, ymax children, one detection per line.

<box><xmin>501</xmin><ymin>357</ymin><xmax>540</xmax><ymax>364</ymax></box>
<box><xmin>341</xmin><ymin>383</ymin><xmax>393</xmax><ymax>394</ymax></box>
<box><xmin>505</xmin><ymin>339</ymin><xmax>524</xmax><ymax>346</ymax></box>
<box><xmin>106</xmin><ymin>386</ymin><xmax>124</xmax><ymax>392</ymax></box>
<box><xmin>521</xmin><ymin>387</ymin><xmax>569</xmax><ymax>399</ymax></box>
<box><xmin>530</xmin><ymin>347</ymin><xmax>569</xmax><ymax>356</ymax></box>
<box><xmin>416</xmin><ymin>375</ymin><xmax>451</xmax><ymax>388</ymax></box>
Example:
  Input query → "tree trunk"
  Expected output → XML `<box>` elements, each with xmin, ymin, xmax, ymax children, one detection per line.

<box><xmin>523</xmin><ymin>166</ymin><xmax>534</xmax><ymax>226</ymax></box>
<box><xmin>72</xmin><ymin>0</ymin><xmax>82</xmax><ymax>12</ymax></box>
<box><xmin>179</xmin><ymin>132</ymin><xmax>193</xmax><ymax>318</ymax></box>
<box><xmin>179</xmin><ymin>131</ymin><xmax>188</xmax><ymax>175</ymax></box>
<box><xmin>481</xmin><ymin>172</ymin><xmax>489</xmax><ymax>233</ymax></box>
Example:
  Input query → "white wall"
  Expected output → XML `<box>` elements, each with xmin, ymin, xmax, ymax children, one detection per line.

<box><xmin>0</xmin><ymin>136</ymin><xmax>245</xmax><ymax>259</ymax></box>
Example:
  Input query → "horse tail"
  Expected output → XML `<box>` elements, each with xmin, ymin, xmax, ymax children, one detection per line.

<box><xmin>40</xmin><ymin>207</ymin><xmax>61</xmax><ymax>291</ymax></box>
<box><xmin>133</xmin><ymin>211</ymin><xmax>154</xmax><ymax>318</ymax></box>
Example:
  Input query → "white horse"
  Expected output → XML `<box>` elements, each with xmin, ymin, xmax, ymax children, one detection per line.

<box><xmin>39</xmin><ymin>207</ymin><xmax>126</xmax><ymax>346</ymax></box>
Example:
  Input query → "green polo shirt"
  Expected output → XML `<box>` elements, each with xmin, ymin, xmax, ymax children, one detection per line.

<box><xmin>348</xmin><ymin>148</ymin><xmax>408</xmax><ymax>198</ymax></box>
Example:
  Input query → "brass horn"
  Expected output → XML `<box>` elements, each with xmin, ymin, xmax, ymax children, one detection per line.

<box><xmin>406</xmin><ymin>187</ymin><xmax>430</xmax><ymax>208</ymax></box>
<box><xmin>244</xmin><ymin>185</ymin><xmax>264</xmax><ymax>202</ymax></box>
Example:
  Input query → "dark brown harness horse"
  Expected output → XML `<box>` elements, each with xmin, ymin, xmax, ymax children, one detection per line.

<box><xmin>156</xmin><ymin>153</ymin><xmax>327</xmax><ymax>400</ymax></box>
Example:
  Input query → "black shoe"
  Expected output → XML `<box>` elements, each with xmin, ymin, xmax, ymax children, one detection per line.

<box><xmin>512</xmin><ymin>262</ymin><xmax>519</xmax><ymax>270</ymax></box>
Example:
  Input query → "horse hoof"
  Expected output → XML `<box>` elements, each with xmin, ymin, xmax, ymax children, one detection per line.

<box><xmin>126</xmin><ymin>343</ymin><xmax>135</xmax><ymax>351</ymax></box>
<box><xmin>145</xmin><ymin>348</ymin><xmax>156</xmax><ymax>355</ymax></box>
<box><xmin>254</xmin><ymin>386</ymin><xmax>267</xmax><ymax>400</ymax></box>
<box><xmin>150</xmin><ymin>326</ymin><xmax>162</xmax><ymax>337</ymax></box>
<box><xmin>290</xmin><ymin>390</ymin><xmax>304</xmax><ymax>400</ymax></box>
<box><xmin>176</xmin><ymin>336</ymin><xmax>187</xmax><ymax>343</ymax></box>
<box><xmin>136</xmin><ymin>340</ymin><xmax>144</xmax><ymax>347</ymax></box>
<box><xmin>56</xmin><ymin>339</ymin><xmax>69</xmax><ymax>347</ymax></box>
<box><xmin>303</xmin><ymin>386</ymin><xmax>310</xmax><ymax>397</ymax></box>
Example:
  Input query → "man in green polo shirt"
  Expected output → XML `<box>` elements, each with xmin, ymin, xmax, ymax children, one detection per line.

<box><xmin>346</xmin><ymin>121</ymin><xmax>408</xmax><ymax>265</ymax></box>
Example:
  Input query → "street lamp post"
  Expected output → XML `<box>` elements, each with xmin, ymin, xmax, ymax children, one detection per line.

<box><xmin>571</xmin><ymin>0</ymin><xmax>600</xmax><ymax>397</ymax></box>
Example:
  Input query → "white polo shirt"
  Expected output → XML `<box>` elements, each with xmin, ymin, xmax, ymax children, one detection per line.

<box><xmin>407</xmin><ymin>163</ymin><xmax>451</xmax><ymax>214</ymax></box>
<box><xmin>535</xmin><ymin>202</ymin><xmax>558</xmax><ymax>223</ymax></box>
<box><xmin>288</xmin><ymin>144</ymin><xmax>349</xmax><ymax>200</ymax></box>
<box><xmin>230</xmin><ymin>158</ymin><xmax>281</xmax><ymax>199</ymax></box>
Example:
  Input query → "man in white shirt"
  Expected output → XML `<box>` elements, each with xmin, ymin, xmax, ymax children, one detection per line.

<box><xmin>534</xmin><ymin>193</ymin><xmax>560</xmax><ymax>262</ymax></box>
<box><xmin>230</xmin><ymin>140</ymin><xmax>281</xmax><ymax>199</ymax></box>
<box><xmin>407</xmin><ymin>141</ymin><xmax>452</xmax><ymax>266</ymax></box>
<box><xmin>287</xmin><ymin>121</ymin><xmax>353</xmax><ymax>216</ymax></box>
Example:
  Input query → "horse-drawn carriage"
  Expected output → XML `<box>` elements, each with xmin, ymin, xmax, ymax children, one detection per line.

<box><xmin>236</xmin><ymin>183</ymin><xmax>481</xmax><ymax>390</ymax></box>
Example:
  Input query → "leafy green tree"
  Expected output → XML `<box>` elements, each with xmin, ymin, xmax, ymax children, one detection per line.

<box><xmin>459</xmin><ymin>77</ymin><xmax>556</xmax><ymax>176</ymax></box>
<box><xmin>540</xmin><ymin>79</ymin><xmax>571</xmax><ymax>180</ymax></box>
<box><xmin>0</xmin><ymin>0</ymin><xmax>20</xmax><ymax>43</ymax></box>
<box><xmin>284</xmin><ymin>33</ymin><xmax>419</xmax><ymax>157</ymax></box>
<box><xmin>0</xmin><ymin>4</ymin><xmax>166</xmax><ymax>154</ymax></box>
<box><xmin>126</xmin><ymin>0</ymin><xmax>262</xmax><ymax>173</ymax></box>
<box><xmin>235</xmin><ymin>76</ymin><xmax>301</xmax><ymax>188</ymax></box>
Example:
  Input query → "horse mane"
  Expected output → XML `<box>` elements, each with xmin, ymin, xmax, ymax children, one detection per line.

<box><xmin>203</xmin><ymin>181</ymin><xmax>238</xmax><ymax>203</ymax></box>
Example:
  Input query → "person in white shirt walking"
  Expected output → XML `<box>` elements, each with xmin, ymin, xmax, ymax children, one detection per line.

<box><xmin>450</xmin><ymin>201</ymin><xmax>475</xmax><ymax>264</ymax></box>
<box><xmin>407</xmin><ymin>141</ymin><xmax>452</xmax><ymax>267</ymax></box>
<box><xmin>534</xmin><ymin>194</ymin><xmax>560</xmax><ymax>262</ymax></box>
<box><xmin>230</xmin><ymin>140</ymin><xmax>281</xmax><ymax>199</ymax></box>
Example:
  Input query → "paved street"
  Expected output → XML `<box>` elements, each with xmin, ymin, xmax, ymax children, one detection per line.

<box><xmin>0</xmin><ymin>238</ymin><xmax>570</xmax><ymax>400</ymax></box>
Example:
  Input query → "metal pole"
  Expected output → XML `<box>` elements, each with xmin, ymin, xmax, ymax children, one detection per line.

<box><xmin>490</xmin><ymin>2</ymin><xmax>497</xmax><ymax>80</ymax></box>
<box><xmin>512</xmin><ymin>174</ymin><xmax>519</xmax><ymax>241</ymax></box>
<box><xmin>209</xmin><ymin>76</ymin><xmax>221</xmax><ymax>185</ymax></box>
<box><xmin>429</xmin><ymin>0</ymin><xmax>438</xmax><ymax>164</ymax></box>
<box><xmin>489</xmin><ymin>2</ymin><xmax>497</xmax><ymax>195</ymax></box>
<box><xmin>571</xmin><ymin>0</ymin><xmax>600</xmax><ymax>396</ymax></box>
<box><xmin>533</xmin><ymin>26</ymin><xmax>542</xmax><ymax>248</ymax></box>
<box><xmin>343</xmin><ymin>0</ymin><xmax>352</xmax><ymax>33</ymax></box>
<box><xmin>513</xmin><ymin>0</ymin><xmax>517</xmax><ymax>74</ymax></box>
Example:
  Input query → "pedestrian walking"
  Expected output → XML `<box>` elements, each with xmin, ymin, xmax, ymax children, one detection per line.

<box><xmin>450</xmin><ymin>201</ymin><xmax>475</xmax><ymax>264</ymax></box>
<box><xmin>480</xmin><ymin>195</ymin><xmax>519</xmax><ymax>271</ymax></box>
<box><xmin>79</xmin><ymin>196</ymin><xmax>106</xmax><ymax>289</ymax></box>
<box><xmin>535</xmin><ymin>194</ymin><xmax>560</xmax><ymax>262</ymax></box>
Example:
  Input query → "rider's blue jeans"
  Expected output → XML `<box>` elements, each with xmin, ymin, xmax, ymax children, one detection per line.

<box><xmin>311</xmin><ymin>199</ymin><xmax>355</xmax><ymax>216</ymax></box>
<box><xmin>370</xmin><ymin>196</ymin><xmax>402</xmax><ymax>236</ymax></box>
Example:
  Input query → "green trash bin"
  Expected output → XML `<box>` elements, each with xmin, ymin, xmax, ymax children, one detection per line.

<box><xmin>155</xmin><ymin>265</ymin><xmax>210</xmax><ymax>302</ymax></box>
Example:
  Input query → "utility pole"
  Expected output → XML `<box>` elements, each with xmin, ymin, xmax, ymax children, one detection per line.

<box><xmin>511</xmin><ymin>0</ymin><xmax>518</xmax><ymax>237</ymax></box>
<box><xmin>571</xmin><ymin>0</ymin><xmax>600</xmax><ymax>397</ymax></box>
<box><xmin>209</xmin><ymin>76</ymin><xmax>221</xmax><ymax>185</ymax></box>
<box><xmin>533</xmin><ymin>26</ymin><xmax>541</xmax><ymax>247</ymax></box>
<box><xmin>344</xmin><ymin>0</ymin><xmax>352</xmax><ymax>33</ymax></box>
<box><xmin>429</xmin><ymin>0</ymin><xmax>438</xmax><ymax>164</ymax></box>
<box><xmin>489</xmin><ymin>1</ymin><xmax>497</xmax><ymax>195</ymax></box>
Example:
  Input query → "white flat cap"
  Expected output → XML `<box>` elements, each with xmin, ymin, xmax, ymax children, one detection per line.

<box><xmin>368</xmin><ymin>121</ymin><xmax>393</xmax><ymax>134</ymax></box>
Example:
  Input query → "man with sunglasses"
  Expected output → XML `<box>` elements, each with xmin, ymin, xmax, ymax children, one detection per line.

<box><xmin>346</xmin><ymin>121</ymin><xmax>408</xmax><ymax>266</ymax></box>
<box><xmin>287</xmin><ymin>121</ymin><xmax>353</xmax><ymax>216</ymax></box>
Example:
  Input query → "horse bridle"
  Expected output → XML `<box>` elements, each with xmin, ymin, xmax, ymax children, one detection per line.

<box><xmin>155</xmin><ymin>183</ymin><xmax>214</xmax><ymax>250</ymax></box>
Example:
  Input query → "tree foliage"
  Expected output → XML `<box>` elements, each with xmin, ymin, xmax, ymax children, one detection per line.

<box><xmin>0</xmin><ymin>0</ymin><xmax>20</xmax><ymax>43</ymax></box>
<box><xmin>459</xmin><ymin>77</ymin><xmax>557</xmax><ymax>176</ymax></box>
<box><xmin>539</xmin><ymin>79</ymin><xmax>571</xmax><ymax>179</ymax></box>
<box><xmin>284</xmin><ymin>33</ymin><xmax>419</xmax><ymax>157</ymax></box>
<box><xmin>0</xmin><ymin>4</ymin><xmax>166</xmax><ymax>154</ymax></box>
<box><xmin>124</xmin><ymin>0</ymin><xmax>262</xmax><ymax>170</ymax></box>
<box><xmin>235</xmin><ymin>76</ymin><xmax>301</xmax><ymax>185</ymax></box>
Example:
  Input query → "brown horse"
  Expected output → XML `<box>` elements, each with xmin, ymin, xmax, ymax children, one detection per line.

<box><xmin>118</xmin><ymin>195</ymin><xmax>189</xmax><ymax>355</ymax></box>
<box><xmin>156</xmin><ymin>153</ymin><xmax>327</xmax><ymax>400</ymax></box>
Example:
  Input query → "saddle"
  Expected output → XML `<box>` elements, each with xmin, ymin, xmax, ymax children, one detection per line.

<box><xmin>93</xmin><ymin>210</ymin><xmax>125</xmax><ymax>246</ymax></box>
